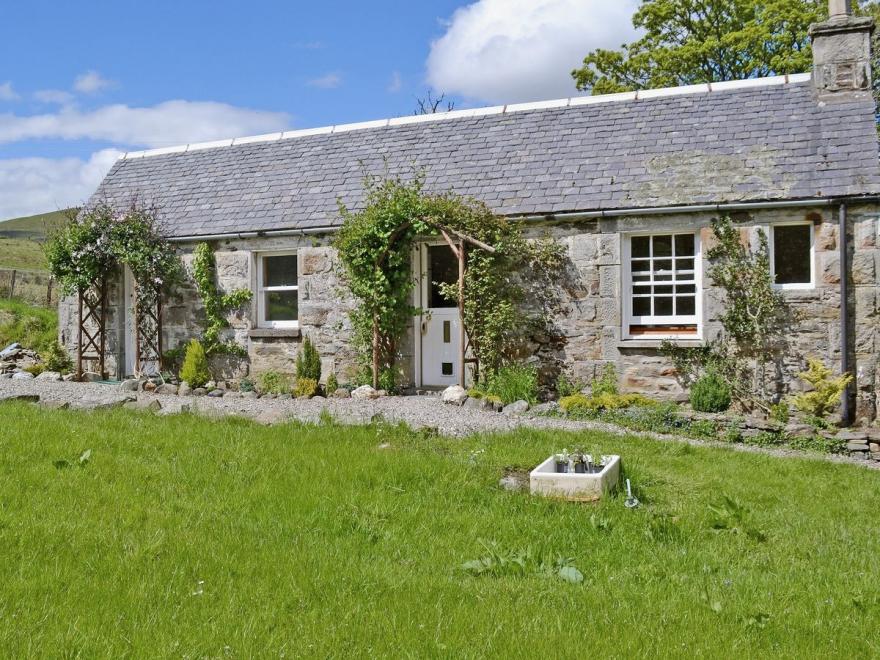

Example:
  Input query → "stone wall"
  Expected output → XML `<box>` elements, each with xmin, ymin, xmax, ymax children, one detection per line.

<box><xmin>57</xmin><ymin>203</ymin><xmax>880</xmax><ymax>421</ymax></box>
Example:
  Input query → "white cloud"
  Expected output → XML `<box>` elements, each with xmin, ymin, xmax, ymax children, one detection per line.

<box><xmin>387</xmin><ymin>71</ymin><xmax>402</xmax><ymax>93</ymax></box>
<box><xmin>34</xmin><ymin>89</ymin><xmax>75</xmax><ymax>105</ymax></box>
<box><xmin>0</xmin><ymin>148</ymin><xmax>122</xmax><ymax>220</ymax></box>
<box><xmin>73</xmin><ymin>70</ymin><xmax>113</xmax><ymax>94</ymax></box>
<box><xmin>0</xmin><ymin>100</ymin><xmax>291</xmax><ymax>147</ymax></box>
<box><xmin>426</xmin><ymin>0</ymin><xmax>640</xmax><ymax>104</ymax></box>
<box><xmin>0</xmin><ymin>82</ymin><xmax>20</xmax><ymax>101</ymax></box>
<box><xmin>307</xmin><ymin>72</ymin><xmax>342</xmax><ymax>89</ymax></box>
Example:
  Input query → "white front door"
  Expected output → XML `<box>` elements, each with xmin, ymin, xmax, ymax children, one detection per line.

<box><xmin>123</xmin><ymin>267</ymin><xmax>136</xmax><ymax>377</ymax></box>
<box><xmin>419</xmin><ymin>244</ymin><xmax>462</xmax><ymax>388</ymax></box>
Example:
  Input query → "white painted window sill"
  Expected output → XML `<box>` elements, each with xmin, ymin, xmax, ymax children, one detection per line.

<box><xmin>617</xmin><ymin>339</ymin><xmax>704</xmax><ymax>349</ymax></box>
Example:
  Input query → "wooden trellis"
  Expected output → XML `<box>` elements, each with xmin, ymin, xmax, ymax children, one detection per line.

<box><xmin>77</xmin><ymin>278</ymin><xmax>108</xmax><ymax>380</ymax></box>
<box><xmin>133</xmin><ymin>282</ymin><xmax>163</xmax><ymax>377</ymax></box>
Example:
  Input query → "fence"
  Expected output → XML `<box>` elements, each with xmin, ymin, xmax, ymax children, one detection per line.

<box><xmin>0</xmin><ymin>268</ymin><xmax>58</xmax><ymax>308</ymax></box>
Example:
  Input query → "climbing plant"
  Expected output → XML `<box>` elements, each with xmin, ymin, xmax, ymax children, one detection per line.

<box><xmin>191</xmin><ymin>242</ymin><xmax>252</xmax><ymax>355</ymax></box>
<box><xmin>335</xmin><ymin>173</ymin><xmax>564</xmax><ymax>389</ymax></box>
<box><xmin>662</xmin><ymin>215</ymin><xmax>794</xmax><ymax>409</ymax></box>
<box><xmin>47</xmin><ymin>201</ymin><xmax>182</xmax><ymax>303</ymax></box>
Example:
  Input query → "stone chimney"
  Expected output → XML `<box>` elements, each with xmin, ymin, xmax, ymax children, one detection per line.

<box><xmin>810</xmin><ymin>0</ymin><xmax>874</xmax><ymax>96</ymax></box>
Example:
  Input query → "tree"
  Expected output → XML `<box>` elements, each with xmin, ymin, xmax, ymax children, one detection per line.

<box><xmin>414</xmin><ymin>91</ymin><xmax>455</xmax><ymax>115</ymax></box>
<box><xmin>572</xmin><ymin>0</ymin><xmax>829</xmax><ymax>94</ymax></box>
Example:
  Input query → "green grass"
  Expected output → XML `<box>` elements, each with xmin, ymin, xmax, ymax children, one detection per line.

<box><xmin>0</xmin><ymin>298</ymin><xmax>58</xmax><ymax>354</ymax></box>
<box><xmin>0</xmin><ymin>209</ymin><xmax>72</xmax><ymax>271</ymax></box>
<box><xmin>0</xmin><ymin>404</ymin><xmax>878</xmax><ymax>657</ymax></box>
<box><xmin>0</xmin><ymin>209</ymin><xmax>71</xmax><ymax>236</ymax></box>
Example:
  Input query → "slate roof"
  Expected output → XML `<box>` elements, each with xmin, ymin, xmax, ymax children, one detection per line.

<box><xmin>92</xmin><ymin>75</ymin><xmax>880</xmax><ymax>239</ymax></box>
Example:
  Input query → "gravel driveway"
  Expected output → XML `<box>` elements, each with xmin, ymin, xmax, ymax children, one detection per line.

<box><xmin>1</xmin><ymin>378</ymin><xmax>877</xmax><ymax>471</ymax></box>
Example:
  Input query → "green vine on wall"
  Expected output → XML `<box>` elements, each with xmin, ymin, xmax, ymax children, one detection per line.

<box><xmin>191</xmin><ymin>242</ymin><xmax>252</xmax><ymax>356</ymax></box>
<box><xmin>335</xmin><ymin>173</ymin><xmax>564</xmax><ymax>389</ymax></box>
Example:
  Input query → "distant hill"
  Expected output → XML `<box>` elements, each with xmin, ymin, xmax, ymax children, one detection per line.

<box><xmin>0</xmin><ymin>209</ymin><xmax>74</xmax><ymax>272</ymax></box>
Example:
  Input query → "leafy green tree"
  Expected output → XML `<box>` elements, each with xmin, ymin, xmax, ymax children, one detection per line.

<box><xmin>572</xmin><ymin>0</ymin><xmax>831</xmax><ymax>94</ymax></box>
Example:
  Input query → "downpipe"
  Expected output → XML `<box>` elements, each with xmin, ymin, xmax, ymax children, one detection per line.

<box><xmin>839</xmin><ymin>203</ymin><xmax>853</xmax><ymax>425</ymax></box>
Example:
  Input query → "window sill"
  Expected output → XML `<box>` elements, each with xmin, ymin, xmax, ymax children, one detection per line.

<box><xmin>617</xmin><ymin>339</ymin><xmax>704</xmax><ymax>349</ymax></box>
<box><xmin>248</xmin><ymin>327</ymin><xmax>301</xmax><ymax>339</ymax></box>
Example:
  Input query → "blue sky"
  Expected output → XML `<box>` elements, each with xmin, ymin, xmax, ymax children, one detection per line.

<box><xmin>0</xmin><ymin>0</ymin><xmax>638</xmax><ymax>219</ymax></box>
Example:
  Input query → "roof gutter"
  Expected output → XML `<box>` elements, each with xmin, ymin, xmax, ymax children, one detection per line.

<box><xmin>165</xmin><ymin>196</ymin><xmax>880</xmax><ymax>243</ymax></box>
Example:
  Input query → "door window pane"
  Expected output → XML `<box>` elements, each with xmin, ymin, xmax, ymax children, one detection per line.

<box><xmin>773</xmin><ymin>225</ymin><xmax>812</xmax><ymax>285</ymax></box>
<box><xmin>428</xmin><ymin>245</ymin><xmax>458</xmax><ymax>308</ymax></box>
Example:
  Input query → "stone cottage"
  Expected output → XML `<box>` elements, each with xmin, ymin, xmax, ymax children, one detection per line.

<box><xmin>62</xmin><ymin>2</ymin><xmax>880</xmax><ymax>421</ymax></box>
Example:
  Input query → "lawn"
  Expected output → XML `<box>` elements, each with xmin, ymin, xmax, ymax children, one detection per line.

<box><xmin>0</xmin><ymin>403</ymin><xmax>878</xmax><ymax>657</ymax></box>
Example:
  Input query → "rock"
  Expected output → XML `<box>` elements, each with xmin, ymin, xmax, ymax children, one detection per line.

<box><xmin>123</xmin><ymin>399</ymin><xmax>162</xmax><ymax>412</ymax></box>
<box><xmin>312</xmin><ymin>395</ymin><xmax>326</xmax><ymax>401</ymax></box>
<box><xmin>39</xmin><ymin>400</ymin><xmax>69</xmax><ymax>410</ymax></box>
<box><xmin>34</xmin><ymin>371</ymin><xmax>62</xmax><ymax>382</ymax></box>
<box><xmin>745</xmin><ymin>417</ymin><xmax>779</xmax><ymax>432</ymax></box>
<box><xmin>207</xmin><ymin>389</ymin><xmax>224</xmax><ymax>398</ymax></box>
<box><xmin>205</xmin><ymin>380</ymin><xmax>217</xmax><ymax>390</ymax></box>
<box><xmin>260</xmin><ymin>393</ymin><xmax>277</xmax><ymax>400</ymax></box>
<box><xmin>464</xmin><ymin>397</ymin><xmax>492</xmax><ymax>411</ymax></box>
<box><xmin>530</xmin><ymin>401</ymin><xmax>560</xmax><ymax>416</ymax></box>
<box><xmin>11</xmin><ymin>371</ymin><xmax>34</xmax><ymax>380</ymax></box>
<box><xmin>351</xmin><ymin>385</ymin><xmax>380</xmax><ymax>400</ymax></box>
<box><xmin>242</xmin><ymin>391</ymin><xmax>259</xmax><ymax>399</ymax></box>
<box><xmin>870</xmin><ymin>442</ymin><xmax>880</xmax><ymax>453</ymax></box>
<box><xmin>503</xmin><ymin>400</ymin><xmax>530</xmax><ymax>415</ymax></box>
<box><xmin>81</xmin><ymin>372</ymin><xmax>102</xmax><ymax>383</ymax></box>
<box><xmin>178</xmin><ymin>382</ymin><xmax>192</xmax><ymax>396</ymax></box>
<box><xmin>441</xmin><ymin>385</ymin><xmax>468</xmax><ymax>406</ymax></box>
<box><xmin>0</xmin><ymin>393</ymin><xmax>39</xmax><ymax>403</ymax></box>
<box><xmin>784</xmin><ymin>423</ymin><xmax>814</xmax><ymax>436</ymax></box>
<box><xmin>157</xmin><ymin>384</ymin><xmax>179</xmax><ymax>395</ymax></box>
<box><xmin>0</xmin><ymin>343</ymin><xmax>21</xmax><ymax>359</ymax></box>
<box><xmin>192</xmin><ymin>388</ymin><xmax>207</xmax><ymax>397</ymax></box>
<box><xmin>331</xmin><ymin>388</ymin><xmax>351</xmax><ymax>399</ymax></box>
<box><xmin>76</xmin><ymin>395</ymin><xmax>136</xmax><ymax>411</ymax></box>
<box><xmin>499</xmin><ymin>472</ymin><xmax>529</xmax><ymax>492</ymax></box>
<box><xmin>836</xmin><ymin>430</ymin><xmax>869</xmax><ymax>442</ymax></box>
<box><xmin>119</xmin><ymin>379</ymin><xmax>140</xmax><ymax>392</ymax></box>
<box><xmin>143</xmin><ymin>381</ymin><xmax>157</xmax><ymax>392</ymax></box>
<box><xmin>847</xmin><ymin>442</ymin><xmax>870</xmax><ymax>452</ymax></box>
<box><xmin>0</xmin><ymin>373</ymin><xmax>11</xmax><ymax>379</ymax></box>
<box><xmin>62</xmin><ymin>373</ymin><xmax>76</xmax><ymax>382</ymax></box>
<box><xmin>277</xmin><ymin>393</ymin><xmax>292</xmax><ymax>400</ymax></box>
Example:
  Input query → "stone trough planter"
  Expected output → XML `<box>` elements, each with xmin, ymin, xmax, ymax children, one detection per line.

<box><xmin>530</xmin><ymin>454</ymin><xmax>621</xmax><ymax>502</ymax></box>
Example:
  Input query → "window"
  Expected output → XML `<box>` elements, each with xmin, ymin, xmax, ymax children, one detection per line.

<box><xmin>623</xmin><ymin>232</ymin><xmax>701</xmax><ymax>338</ymax></box>
<box><xmin>770</xmin><ymin>223</ymin><xmax>814</xmax><ymax>289</ymax></box>
<box><xmin>257</xmin><ymin>253</ymin><xmax>298</xmax><ymax>328</ymax></box>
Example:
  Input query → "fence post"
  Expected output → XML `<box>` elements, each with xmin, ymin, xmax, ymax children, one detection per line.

<box><xmin>47</xmin><ymin>278</ymin><xmax>53</xmax><ymax>307</ymax></box>
<box><xmin>8</xmin><ymin>270</ymin><xmax>15</xmax><ymax>299</ymax></box>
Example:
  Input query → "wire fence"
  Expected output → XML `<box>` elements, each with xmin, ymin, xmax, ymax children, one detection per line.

<box><xmin>0</xmin><ymin>268</ymin><xmax>58</xmax><ymax>308</ymax></box>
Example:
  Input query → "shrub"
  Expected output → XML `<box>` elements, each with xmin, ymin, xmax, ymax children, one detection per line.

<box><xmin>590</xmin><ymin>364</ymin><xmax>618</xmax><ymax>396</ymax></box>
<box><xmin>296</xmin><ymin>336</ymin><xmax>322</xmax><ymax>382</ymax></box>
<box><xmin>179</xmin><ymin>339</ymin><xmax>211</xmax><ymax>388</ymax></box>
<box><xmin>43</xmin><ymin>341</ymin><xmax>73</xmax><ymax>373</ymax></box>
<box><xmin>556</xmin><ymin>373</ymin><xmax>585</xmax><ymax>399</ymax></box>
<box><xmin>560</xmin><ymin>392</ymin><xmax>656</xmax><ymax>416</ymax></box>
<box><xmin>791</xmin><ymin>358</ymin><xmax>853</xmax><ymax>419</ymax></box>
<box><xmin>487</xmin><ymin>364</ymin><xmax>539</xmax><ymax>404</ymax></box>
<box><xmin>239</xmin><ymin>377</ymin><xmax>255</xmax><ymax>393</ymax></box>
<box><xmin>689</xmin><ymin>370</ymin><xmax>732</xmax><ymax>413</ymax></box>
<box><xmin>467</xmin><ymin>388</ymin><xmax>484</xmax><ymax>399</ymax></box>
<box><xmin>769</xmin><ymin>402</ymin><xmax>790</xmax><ymax>425</ymax></box>
<box><xmin>294</xmin><ymin>377</ymin><xmax>318</xmax><ymax>398</ymax></box>
<box><xmin>259</xmin><ymin>370</ymin><xmax>290</xmax><ymax>395</ymax></box>
<box><xmin>24</xmin><ymin>363</ymin><xmax>46</xmax><ymax>376</ymax></box>
<box><xmin>325</xmin><ymin>373</ymin><xmax>338</xmax><ymax>396</ymax></box>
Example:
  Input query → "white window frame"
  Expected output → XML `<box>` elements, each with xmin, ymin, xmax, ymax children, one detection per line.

<box><xmin>621</xmin><ymin>231</ymin><xmax>703</xmax><ymax>340</ymax></box>
<box><xmin>256</xmin><ymin>251</ymin><xmax>299</xmax><ymax>329</ymax></box>
<box><xmin>769</xmin><ymin>222</ymin><xmax>815</xmax><ymax>290</ymax></box>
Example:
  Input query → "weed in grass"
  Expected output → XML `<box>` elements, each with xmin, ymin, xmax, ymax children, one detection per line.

<box><xmin>708</xmin><ymin>494</ymin><xmax>767</xmax><ymax>542</ymax></box>
<box><xmin>460</xmin><ymin>541</ymin><xmax>584</xmax><ymax>584</ymax></box>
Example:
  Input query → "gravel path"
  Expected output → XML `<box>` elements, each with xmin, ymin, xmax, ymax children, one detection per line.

<box><xmin>1</xmin><ymin>378</ymin><xmax>878</xmax><ymax>471</ymax></box>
